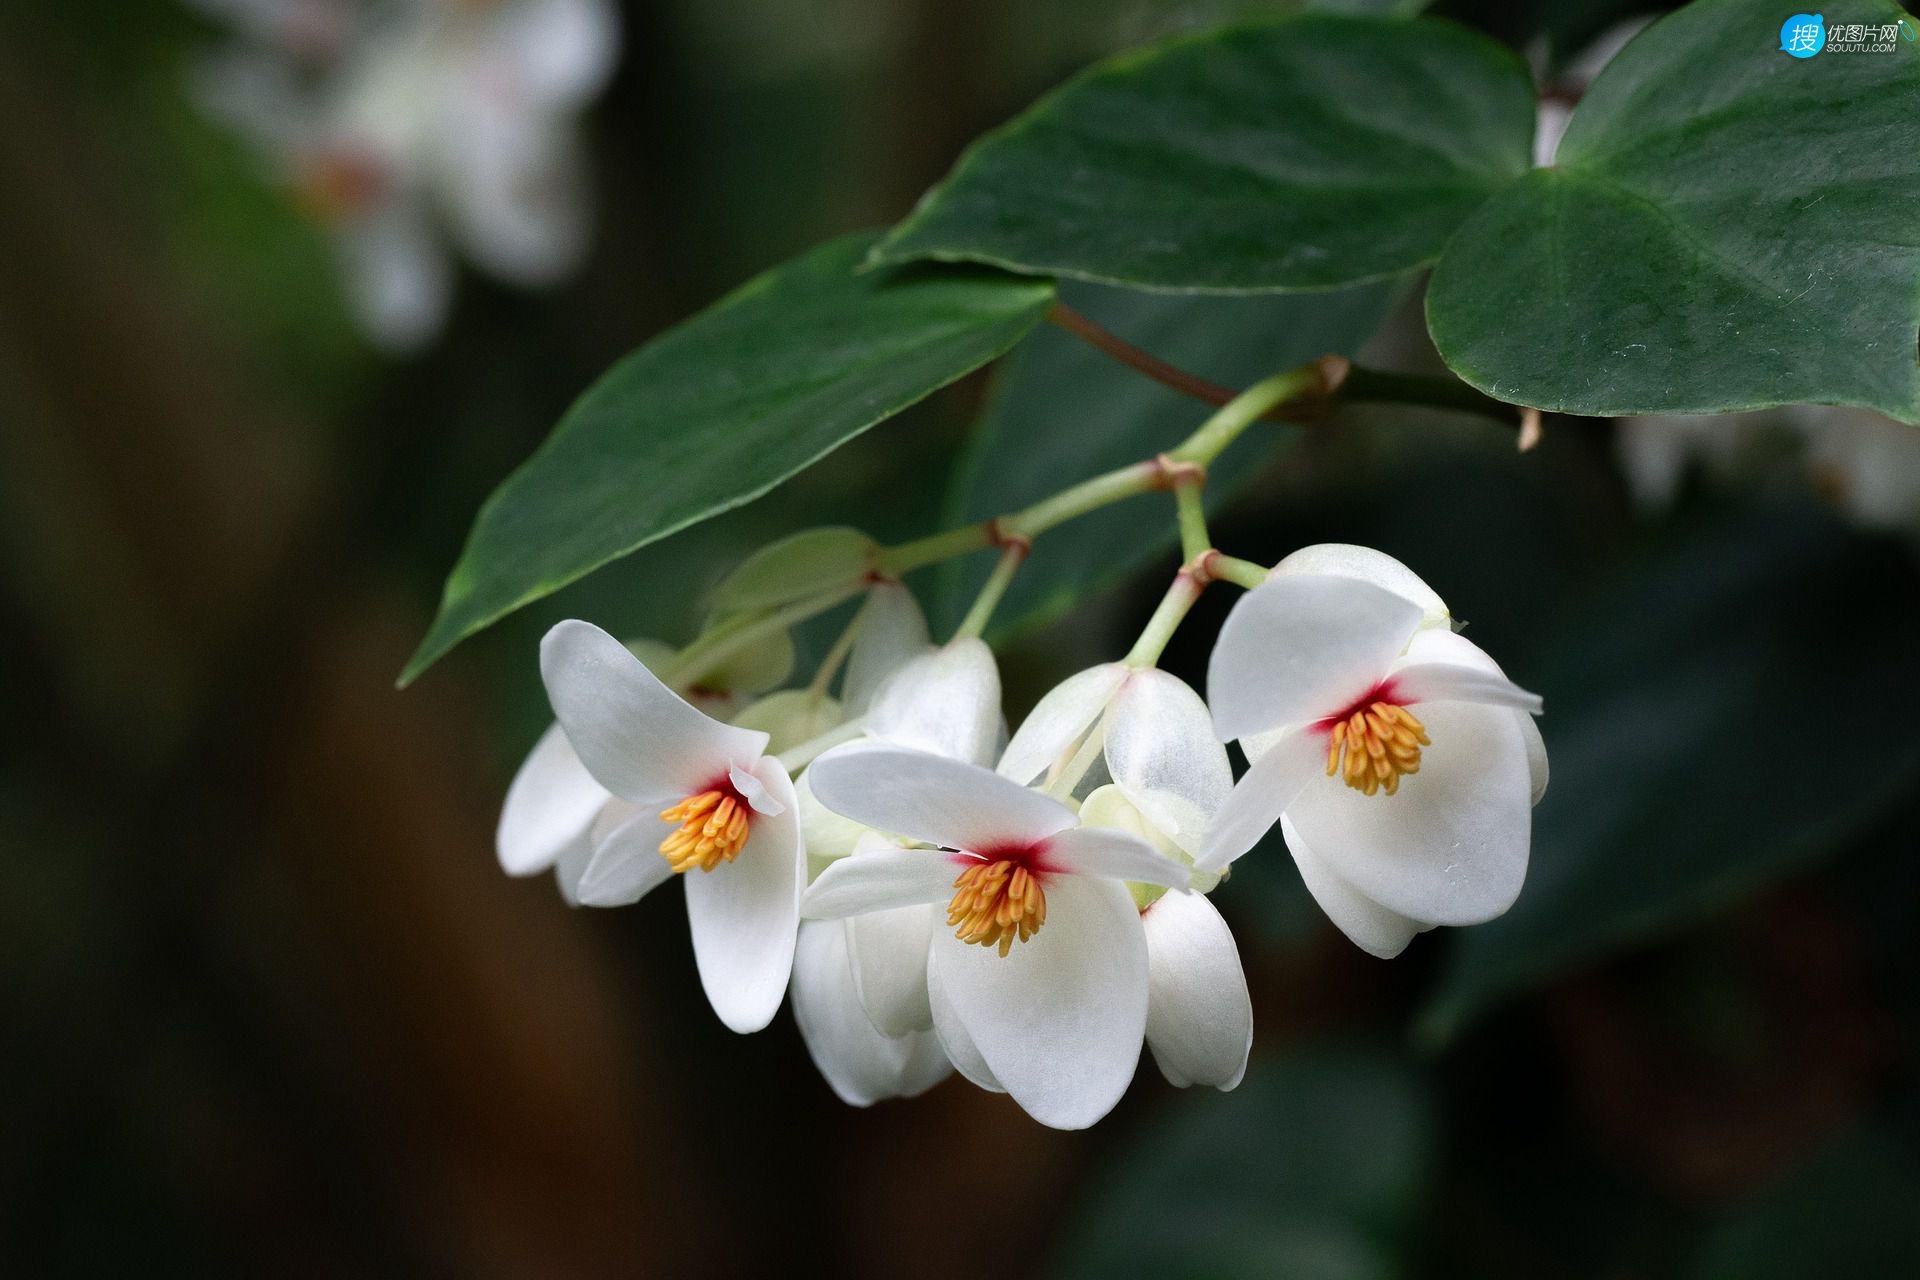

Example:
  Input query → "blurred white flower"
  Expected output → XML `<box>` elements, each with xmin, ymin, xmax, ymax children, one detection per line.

<box><xmin>193</xmin><ymin>0</ymin><xmax>620</xmax><ymax>350</ymax></box>
<box><xmin>1203</xmin><ymin>546</ymin><xmax>1547</xmax><ymax>959</ymax></box>
<box><xmin>803</xmin><ymin>744</ymin><xmax>1192</xmax><ymax>1129</ymax></box>
<box><xmin>536</xmin><ymin>620</ymin><xmax>801</xmax><ymax>1034</ymax></box>
<box><xmin>1532</xmin><ymin>15</ymin><xmax>1655</xmax><ymax>168</ymax></box>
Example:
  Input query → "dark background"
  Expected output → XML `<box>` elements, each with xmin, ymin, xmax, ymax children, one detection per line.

<box><xmin>4</xmin><ymin>0</ymin><xmax>1919</xmax><ymax>1275</ymax></box>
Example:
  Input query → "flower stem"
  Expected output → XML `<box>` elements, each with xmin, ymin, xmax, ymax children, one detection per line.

<box><xmin>999</xmin><ymin>460</ymin><xmax>1161</xmax><ymax>541</ymax></box>
<box><xmin>663</xmin><ymin>583</ymin><xmax>864</xmax><ymax>689</ymax></box>
<box><xmin>1168</xmin><ymin>369</ymin><xmax>1327</xmax><ymax>469</ymax></box>
<box><xmin>1124</xmin><ymin>570</ymin><xmax>1204</xmax><ymax>668</ymax></box>
<box><xmin>1173</xmin><ymin>478</ymin><xmax>1210</xmax><ymax>564</ymax></box>
<box><xmin>1206</xmin><ymin>555</ymin><xmax>1269</xmax><ymax>590</ymax></box>
<box><xmin>807</xmin><ymin>598</ymin><xmax>869</xmax><ymax>696</ymax></box>
<box><xmin>874</xmin><ymin>523</ymin><xmax>995</xmax><ymax>576</ymax></box>
<box><xmin>953</xmin><ymin>539</ymin><xmax>1028</xmax><ymax>640</ymax></box>
<box><xmin>775</xmin><ymin>716</ymin><xmax>869</xmax><ymax>773</ymax></box>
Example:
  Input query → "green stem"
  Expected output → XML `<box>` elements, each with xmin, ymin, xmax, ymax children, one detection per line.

<box><xmin>953</xmin><ymin>540</ymin><xmax>1028</xmax><ymax>640</ymax></box>
<box><xmin>775</xmin><ymin>716</ymin><xmax>869</xmax><ymax>773</ymax></box>
<box><xmin>1168</xmin><ymin>369</ymin><xmax>1325</xmax><ymax>469</ymax></box>
<box><xmin>1124</xmin><ymin>570</ymin><xmax>1204</xmax><ymax>668</ymax></box>
<box><xmin>874</xmin><ymin>523</ymin><xmax>995</xmax><ymax>576</ymax></box>
<box><xmin>663</xmin><ymin>584</ymin><xmax>864</xmax><ymax>689</ymax></box>
<box><xmin>807</xmin><ymin>599</ymin><xmax>868</xmax><ymax>696</ymax></box>
<box><xmin>1174</xmin><ymin>480</ymin><xmax>1210</xmax><ymax>564</ymax></box>
<box><xmin>1207</xmin><ymin>555</ymin><xmax>1269</xmax><ymax>590</ymax></box>
<box><xmin>999</xmin><ymin>460</ymin><xmax>1161</xmax><ymax>542</ymax></box>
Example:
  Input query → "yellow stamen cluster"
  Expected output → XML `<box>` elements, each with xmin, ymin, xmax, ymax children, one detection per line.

<box><xmin>1326</xmin><ymin>702</ymin><xmax>1431</xmax><ymax>796</ymax></box>
<box><xmin>657</xmin><ymin>789</ymin><xmax>751</xmax><ymax>874</ymax></box>
<box><xmin>947</xmin><ymin>860</ymin><xmax>1048</xmax><ymax>957</ymax></box>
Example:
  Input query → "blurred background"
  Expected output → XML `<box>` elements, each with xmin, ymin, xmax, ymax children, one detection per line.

<box><xmin>5</xmin><ymin>0</ymin><xmax>1919</xmax><ymax>1275</ymax></box>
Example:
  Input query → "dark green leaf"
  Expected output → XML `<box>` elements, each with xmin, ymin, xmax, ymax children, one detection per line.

<box><xmin>1428</xmin><ymin>0</ymin><xmax>1920</xmax><ymax>421</ymax></box>
<box><xmin>872</xmin><ymin>17</ymin><xmax>1535</xmax><ymax>292</ymax></box>
<box><xmin>1419</xmin><ymin>500</ymin><xmax>1920</xmax><ymax>1043</ymax></box>
<box><xmin>1052</xmin><ymin>1048</ymin><xmax>1434</xmax><ymax>1280</ymax></box>
<box><xmin>402</xmin><ymin>233</ymin><xmax>1053</xmax><ymax>683</ymax></box>
<box><xmin>940</xmin><ymin>279</ymin><xmax>1401</xmax><ymax>635</ymax></box>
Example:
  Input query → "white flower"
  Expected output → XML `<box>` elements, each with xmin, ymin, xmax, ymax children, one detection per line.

<box><xmin>1203</xmin><ymin>545</ymin><xmax>1548</xmax><ymax>959</ymax></box>
<box><xmin>535</xmin><ymin>620</ymin><xmax>802</xmax><ymax>1033</ymax></box>
<box><xmin>195</xmin><ymin>0</ymin><xmax>619</xmax><ymax>350</ymax></box>
<box><xmin>802</xmin><ymin>744</ymin><xmax>1193</xmax><ymax>1129</ymax></box>
<box><xmin>497</xmin><ymin>636</ymin><xmax>767</xmax><ymax>903</ymax></box>
<box><xmin>790</xmin><ymin>622</ymin><xmax>1000</xmax><ymax>1105</ymax></box>
<box><xmin>1001</xmin><ymin>663</ymin><xmax>1252</xmax><ymax>1090</ymax></box>
<box><xmin>1786</xmin><ymin>405</ymin><xmax>1920</xmax><ymax>537</ymax></box>
<box><xmin>1079</xmin><ymin>786</ymin><xmax>1252</xmax><ymax>1093</ymax></box>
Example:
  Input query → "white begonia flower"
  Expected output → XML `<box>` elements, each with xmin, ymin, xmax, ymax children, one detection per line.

<box><xmin>497</xmin><ymin>635</ymin><xmax>774</xmax><ymax>903</ymax></box>
<box><xmin>196</xmin><ymin>0</ymin><xmax>619</xmax><ymax>350</ymax></box>
<box><xmin>802</xmin><ymin>744</ymin><xmax>1195</xmax><ymax>1129</ymax></box>
<box><xmin>535</xmin><ymin>620</ymin><xmax>802</xmax><ymax>1034</ymax></box>
<box><xmin>999</xmin><ymin>663</ymin><xmax>1231</xmax><ymax>862</ymax></box>
<box><xmin>1786</xmin><ymin>405</ymin><xmax>1920</xmax><ymax>538</ymax></box>
<box><xmin>1532</xmin><ymin>16</ymin><xmax>1655</xmax><ymax>168</ymax></box>
<box><xmin>790</xmin><ymin>623</ymin><xmax>999</xmax><ymax>1103</ymax></box>
<box><xmin>1079</xmin><ymin>785</ymin><xmax>1253</xmax><ymax>1093</ymax></box>
<box><xmin>1203</xmin><ymin>545</ymin><xmax>1548</xmax><ymax>960</ymax></box>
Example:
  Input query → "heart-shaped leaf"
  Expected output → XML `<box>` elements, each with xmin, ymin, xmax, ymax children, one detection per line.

<box><xmin>1428</xmin><ymin>0</ymin><xmax>1920</xmax><ymax>421</ymax></box>
<box><xmin>872</xmin><ymin>16</ymin><xmax>1535</xmax><ymax>292</ymax></box>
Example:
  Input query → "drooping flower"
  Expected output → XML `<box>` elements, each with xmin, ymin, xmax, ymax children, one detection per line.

<box><xmin>536</xmin><ymin>620</ymin><xmax>801</xmax><ymax>1033</ymax></box>
<box><xmin>789</xmin><ymin>625</ymin><xmax>1001</xmax><ymax>1104</ymax></box>
<box><xmin>1203</xmin><ymin>545</ymin><xmax>1548</xmax><ymax>959</ymax></box>
<box><xmin>194</xmin><ymin>0</ymin><xmax>620</xmax><ymax>350</ymax></box>
<box><xmin>497</xmin><ymin>635</ymin><xmax>777</xmax><ymax>904</ymax></box>
<box><xmin>803</xmin><ymin>744</ymin><xmax>1193</xmax><ymax>1128</ymax></box>
<box><xmin>1000</xmin><ymin>664</ymin><xmax>1252</xmax><ymax>1090</ymax></box>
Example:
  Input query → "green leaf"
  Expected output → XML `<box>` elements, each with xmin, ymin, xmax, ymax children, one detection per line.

<box><xmin>941</xmin><ymin>279</ymin><xmax>1400</xmax><ymax>635</ymax></box>
<box><xmin>872</xmin><ymin>17</ymin><xmax>1535</xmax><ymax>292</ymax></box>
<box><xmin>1428</xmin><ymin>0</ymin><xmax>1920</xmax><ymax>421</ymax></box>
<box><xmin>1419</xmin><ymin>500</ymin><xmax>1920</xmax><ymax>1044</ymax></box>
<box><xmin>1052</xmin><ymin>1048</ymin><xmax>1434</xmax><ymax>1280</ymax></box>
<box><xmin>1690</xmin><ymin>1130</ymin><xmax>1920</xmax><ymax>1280</ymax></box>
<box><xmin>401</xmin><ymin>233</ymin><xmax>1053</xmax><ymax>683</ymax></box>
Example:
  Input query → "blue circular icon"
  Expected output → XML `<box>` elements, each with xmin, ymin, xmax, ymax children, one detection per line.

<box><xmin>1780</xmin><ymin>13</ymin><xmax>1826</xmax><ymax>57</ymax></box>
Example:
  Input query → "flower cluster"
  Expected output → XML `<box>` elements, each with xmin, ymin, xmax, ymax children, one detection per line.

<box><xmin>499</xmin><ymin>541</ymin><xmax>1545</xmax><ymax>1128</ymax></box>
<box><xmin>189</xmin><ymin>0</ymin><xmax>620</xmax><ymax>350</ymax></box>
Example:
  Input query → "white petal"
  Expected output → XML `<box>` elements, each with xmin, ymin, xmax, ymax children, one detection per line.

<box><xmin>434</xmin><ymin>104</ymin><xmax>590</xmax><ymax>286</ymax></box>
<box><xmin>928</xmin><ymin>958</ymin><xmax>1003</xmax><ymax>1093</ymax></box>
<box><xmin>1269</xmin><ymin>543</ymin><xmax>1450</xmax><ymax>627</ymax></box>
<box><xmin>1286</xmin><ymin>699</ymin><xmax>1532</xmax><ymax>925</ymax></box>
<box><xmin>1197</xmin><ymin>729</ymin><xmax>1325</xmax><ymax>872</ymax></box>
<box><xmin>806</xmin><ymin>743</ymin><xmax>1077</xmax><ymax>852</ymax></box>
<box><xmin>574</xmin><ymin>801</ymin><xmax>676</xmax><ymax>907</ymax></box>
<box><xmin>1142</xmin><ymin>891</ymin><xmax>1252</xmax><ymax>1090</ymax></box>
<box><xmin>801</xmin><ymin>845</ymin><xmax>963</xmax><ymax>919</ymax></box>
<box><xmin>791</xmin><ymin>921</ymin><xmax>950</xmax><ymax>1107</ymax></box>
<box><xmin>1106</xmin><ymin>670</ymin><xmax>1231</xmax><ymax>858</ymax></box>
<box><xmin>843</xmin><ymin>581</ymin><xmax>931</xmax><ymax>714</ymax></box>
<box><xmin>997</xmin><ymin>664</ymin><xmax>1128</xmax><ymax>786</ymax></box>
<box><xmin>1520</xmin><ymin>714</ymin><xmax>1549</xmax><ymax>806</ymax></box>
<box><xmin>1044</xmin><ymin>826</ymin><xmax>1193</xmax><ymax>891</ymax></box>
<box><xmin>866</xmin><ymin>638</ymin><xmax>1002</xmax><ymax>766</ymax></box>
<box><xmin>333</xmin><ymin>198</ymin><xmax>452</xmax><ymax>353</ymax></box>
<box><xmin>497</xmin><ymin>722</ymin><xmax>610</xmax><ymax>875</ymax></box>
<box><xmin>683</xmin><ymin>760</ymin><xmax>802</xmax><ymax>1033</ymax></box>
<box><xmin>486</xmin><ymin>0</ymin><xmax>621</xmax><ymax>106</ymax></box>
<box><xmin>729</xmin><ymin>690</ymin><xmax>843</xmax><ymax>757</ymax></box>
<box><xmin>929</xmin><ymin>876</ymin><xmax>1147</xmax><ymax>1130</ymax></box>
<box><xmin>1282</xmin><ymin>816</ymin><xmax>1425</xmax><ymax>959</ymax></box>
<box><xmin>1209</xmin><ymin>575</ymin><xmax>1424</xmax><ymax>742</ymax></box>
<box><xmin>551</xmin><ymin>825</ymin><xmax>597</xmax><ymax>905</ymax></box>
<box><xmin>729</xmin><ymin>765</ymin><xmax>786</xmax><ymax>817</ymax></box>
<box><xmin>539</xmin><ymin>620</ymin><xmax>769</xmax><ymax>803</ymax></box>
<box><xmin>847</xmin><ymin>904</ymin><xmax>937</xmax><ymax>1036</ymax></box>
<box><xmin>1390</xmin><ymin>661</ymin><xmax>1543</xmax><ymax>714</ymax></box>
